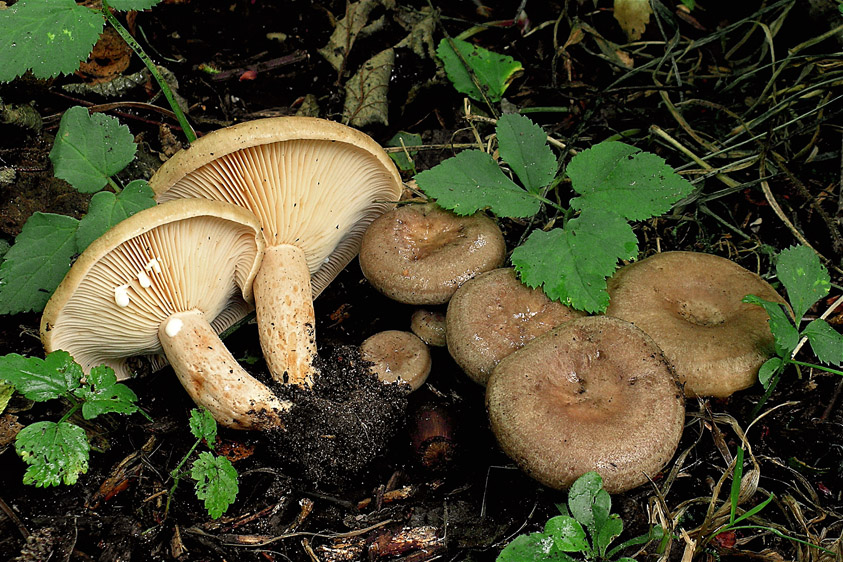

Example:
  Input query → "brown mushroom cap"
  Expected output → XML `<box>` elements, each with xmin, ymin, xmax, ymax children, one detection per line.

<box><xmin>359</xmin><ymin>203</ymin><xmax>506</xmax><ymax>305</ymax></box>
<box><xmin>410</xmin><ymin>309</ymin><xmax>447</xmax><ymax>347</ymax></box>
<box><xmin>40</xmin><ymin>199</ymin><xmax>291</xmax><ymax>430</ymax></box>
<box><xmin>447</xmin><ymin>268</ymin><xmax>586</xmax><ymax>385</ymax></box>
<box><xmin>486</xmin><ymin>316</ymin><xmax>685</xmax><ymax>493</ymax></box>
<box><xmin>605</xmin><ymin>251</ymin><xmax>786</xmax><ymax>398</ymax></box>
<box><xmin>360</xmin><ymin>330</ymin><xmax>431</xmax><ymax>391</ymax></box>
<box><xmin>149</xmin><ymin>117</ymin><xmax>403</xmax><ymax>387</ymax></box>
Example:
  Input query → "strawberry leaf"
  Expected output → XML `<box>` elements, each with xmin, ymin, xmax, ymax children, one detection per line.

<box><xmin>0</xmin><ymin>350</ymin><xmax>83</xmax><ymax>402</ymax></box>
<box><xmin>496</xmin><ymin>113</ymin><xmax>557</xmax><ymax>194</ymax></box>
<box><xmin>16</xmin><ymin>420</ymin><xmax>89</xmax><ymax>486</ymax></box>
<box><xmin>192</xmin><ymin>451</ymin><xmax>239</xmax><ymax>519</ymax></box>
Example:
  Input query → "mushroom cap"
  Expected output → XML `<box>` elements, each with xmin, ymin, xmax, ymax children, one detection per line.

<box><xmin>486</xmin><ymin>316</ymin><xmax>685</xmax><ymax>493</ymax></box>
<box><xmin>359</xmin><ymin>203</ymin><xmax>506</xmax><ymax>305</ymax></box>
<box><xmin>410</xmin><ymin>308</ymin><xmax>447</xmax><ymax>347</ymax></box>
<box><xmin>360</xmin><ymin>330</ymin><xmax>431</xmax><ymax>391</ymax></box>
<box><xmin>150</xmin><ymin>116</ymin><xmax>403</xmax><ymax>298</ymax></box>
<box><xmin>447</xmin><ymin>268</ymin><xmax>586</xmax><ymax>385</ymax></box>
<box><xmin>41</xmin><ymin>199</ymin><xmax>264</xmax><ymax>380</ymax></box>
<box><xmin>605</xmin><ymin>251</ymin><xmax>786</xmax><ymax>398</ymax></box>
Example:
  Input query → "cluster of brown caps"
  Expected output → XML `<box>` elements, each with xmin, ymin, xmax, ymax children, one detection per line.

<box><xmin>40</xmin><ymin>117</ymin><xmax>405</xmax><ymax>431</ymax></box>
<box><xmin>359</xmin><ymin>201</ymin><xmax>785</xmax><ymax>493</ymax></box>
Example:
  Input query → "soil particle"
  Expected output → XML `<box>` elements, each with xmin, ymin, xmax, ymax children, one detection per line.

<box><xmin>268</xmin><ymin>345</ymin><xmax>409</xmax><ymax>486</ymax></box>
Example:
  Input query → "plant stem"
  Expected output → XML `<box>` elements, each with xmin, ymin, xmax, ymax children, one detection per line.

<box><xmin>164</xmin><ymin>437</ymin><xmax>202</xmax><ymax>518</ymax></box>
<box><xmin>100</xmin><ymin>1</ymin><xmax>197</xmax><ymax>144</ymax></box>
<box><xmin>790</xmin><ymin>359</ymin><xmax>843</xmax><ymax>377</ymax></box>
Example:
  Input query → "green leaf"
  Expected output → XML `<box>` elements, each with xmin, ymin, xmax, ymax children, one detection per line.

<box><xmin>496</xmin><ymin>113</ymin><xmax>557</xmax><ymax>194</ymax></box>
<box><xmin>73</xmin><ymin>365</ymin><xmax>138</xmax><ymax>419</ymax></box>
<box><xmin>742</xmin><ymin>295</ymin><xmax>799</xmax><ymax>358</ymax></box>
<box><xmin>76</xmin><ymin>180</ymin><xmax>156</xmax><ymax>251</ymax></box>
<box><xmin>386</xmin><ymin>131</ymin><xmax>422</xmax><ymax>172</ymax></box>
<box><xmin>595</xmin><ymin>514</ymin><xmax>624</xmax><ymax>557</ymax></box>
<box><xmin>757</xmin><ymin>356</ymin><xmax>783</xmax><ymax>389</ymax></box>
<box><xmin>567</xmin><ymin>141</ymin><xmax>694</xmax><ymax>221</ymax></box>
<box><xmin>496</xmin><ymin>533</ymin><xmax>579</xmax><ymax>562</ymax></box>
<box><xmin>544</xmin><ymin>516</ymin><xmax>590</xmax><ymax>553</ymax></box>
<box><xmin>0</xmin><ymin>212</ymin><xmax>80</xmax><ymax>314</ymax></box>
<box><xmin>511</xmin><ymin>208</ymin><xmax>638</xmax><ymax>313</ymax></box>
<box><xmin>191</xmin><ymin>451</ymin><xmax>238</xmax><ymax>519</ymax></box>
<box><xmin>106</xmin><ymin>0</ymin><xmax>163</xmax><ymax>10</ymax></box>
<box><xmin>15</xmin><ymin>420</ymin><xmax>89</xmax><ymax>486</ymax></box>
<box><xmin>0</xmin><ymin>381</ymin><xmax>16</xmax><ymax>414</ymax></box>
<box><xmin>775</xmin><ymin>245</ymin><xmax>830</xmax><ymax>321</ymax></box>
<box><xmin>0</xmin><ymin>0</ymin><xmax>104</xmax><ymax>82</ymax></box>
<box><xmin>189</xmin><ymin>408</ymin><xmax>218</xmax><ymax>447</ymax></box>
<box><xmin>803</xmin><ymin>319</ymin><xmax>843</xmax><ymax>366</ymax></box>
<box><xmin>568</xmin><ymin>471</ymin><xmax>604</xmax><ymax>529</ymax></box>
<box><xmin>415</xmin><ymin>150</ymin><xmax>540</xmax><ymax>217</ymax></box>
<box><xmin>49</xmin><ymin>106</ymin><xmax>137</xmax><ymax>194</ymax></box>
<box><xmin>0</xmin><ymin>350</ymin><xmax>82</xmax><ymax>402</ymax></box>
<box><xmin>436</xmin><ymin>37</ymin><xmax>522</xmax><ymax>103</ymax></box>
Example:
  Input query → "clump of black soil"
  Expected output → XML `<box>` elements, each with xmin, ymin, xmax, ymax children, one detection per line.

<box><xmin>267</xmin><ymin>345</ymin><xmax>409</xmax><ymax>486</ymax></box>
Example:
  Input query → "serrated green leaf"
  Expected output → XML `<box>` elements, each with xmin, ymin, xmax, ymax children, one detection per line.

<box><xmin>189</xmin><ymin>408</ymin><xmax>218</xmax><ymax>446</ymax></box>
<box><xmin>436</xmin><ymin>37</ymin><xmax>522</xmax><ymax>103</ymax></box>
<box><xmin>0</xmin><ymin>350</ymin><xmax>82</xmax><ymax>402</ymax></box>
<box><xmin>496</xmin><ymin>113</ymin><xmax>557</xmax><ymax>194</ymax></box>
<box><xmin>416</xmin><ymin>150</ymin><xmax>540</xmax><ymax>217</ymax></box>
<box><xmin>512</xmin><ymin>209</ymin><xmax>637</xmax><ymax>313</ymax></box>
<box><xmin>73</xmin><ymin>365</ymin><xmax>138</xmax><ymax>419</ymax></box>
<box><xmin>386</xmin><ymin>131</ymin><xmax>422</xmax><ymax>172</ymax></box>
<box><xmin>0</xmin><ymin>212</ymin><xmax>79</xmax><ymax>314</ymax></box>
<box><xmin>191</xmin><ymin>451</ymin><xmax>238</xmax><ymax>519</ymax></box>
<box><xmin>106</xmin><ymin>0</ymin><xmax>163</xmax><ymax>10</ymax></box>
<box><xmin>544</xmin><ymin>516</ymin><xmax>589</xmax><ymax>552</ymax></box>
<box><xmin>49</xmin><ymin>106</ymin><xmax>137</xmax><ymax>194</ymax></box>
<box><xmin>567</xmin><ymin>141</ymin><xmax>693</xmax><ymax>221</ymax></box>
<box><xmin>775</xmin><ymin>245</ymin><xmax>830</xmax><ymax>321</ymax></box>
<box><xmin>16</xmin><ymin>420</ymin><xmax>89</xmax><ymax>486</ymax></box>
<box><xmin>742</xmin><ymin>295</ymin><xmax>799</xmax><ymax>358</ymax></box>
<box><xmin>757</xmin><ymin>356</ymin><xmax>782</xmax><ymax>388</ymax></box>
<box><xmin>0</xmin><ymin>0</ymin><xmax>104</xmax><ymax>82</ymax></box>
<box><xmin>76</xmin><ymin>180</ymin><xmax>156</xmax><ymax>251</ymax></box>
<box><xmin>497</xmin><ymin>533</ymin><xmax>579</xmax><ymax>562</ymax></box>
<box><xmin>0</xmin><ymin>239</ymin><xmax>10</xmax><ymax>259</ymax></box>
<box><xmin>803</xmin><ymin>319</ymin><xmax>843</xmax><ymax>366</ymax></box>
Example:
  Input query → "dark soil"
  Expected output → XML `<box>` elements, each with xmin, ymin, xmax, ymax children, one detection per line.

<box><xmin>1</xmin><ymin>1</ymin><xmax>843</xmax><ymax>561</ymax></box>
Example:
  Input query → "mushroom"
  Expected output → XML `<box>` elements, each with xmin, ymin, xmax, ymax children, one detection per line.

<box><xmin>149</xmin><ymin>117</ymin><xmax>403</xmax><ymax>388</ymax></box>
<box><xmin>410</xmin><ymin>309</ymin><xmax>447</xmax><ymax>347</ymax></box>
<box><xmin>358</xmin><ymin>202</ymin><xmax>506</xmax><ymax>305</ymax></box>
<box><xmin>360</xmin><ymin>330</ymin><xmax>431</xmax><ymax>391</ymax></box>
<box><xmin>40</xmin><ymin>199</ymin><xmax>291</xmax><ymax>430</ymax></box>
<box><xmin>447</xmin><ymin>268</ymin><xmax>586</xmax><ymax>385</ymax></box>
<box><xmin>486</xmin><ymin>316</ymin><xmax>685</xmax><ymax>493</ymax></box>
<box><xmin>605</xmin><ymin>251</ymin><xmax>786</xmax><ymax>398</ymax></box>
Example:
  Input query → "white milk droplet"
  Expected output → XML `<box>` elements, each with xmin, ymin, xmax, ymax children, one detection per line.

<box><xmin>165</xmin><ymin>317</ymin><xmax>184</xmax><ymax>337</ymax></box>
<box><xmin>114</xmin><ymin>284</ymin><xmax>130</xmax><ymax>307</ymax></box>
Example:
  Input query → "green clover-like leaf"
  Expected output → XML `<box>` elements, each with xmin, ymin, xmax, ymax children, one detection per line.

<box><xmin>16</xmin><ymin>420</ymin><xmax>89</xmax><ymax>487</ymax></box>
<box><xmin>496</xmin><ymin>113</ymin><xmax>557</xmax><ymax>194</ymax></box>
<box><xmin>73</xmin><ymin>365</ymin><xmax>139</xmax><ymax>419</ymax></box>
<box><xmin>191</xmin><ymin>451</ymin><xmax>238</xmax><ymax>519</ymax></box>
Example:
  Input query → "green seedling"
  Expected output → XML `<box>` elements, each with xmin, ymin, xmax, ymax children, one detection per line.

<box><xmin>0</xmin><ymin>0</ymin><xmax>195</xmax><ymax>141</ymax></box>
<box><xmin>437</xmin><ymin>37</ymin><xmax>522</xmax><ymax>104</ymax></box>
<box><xmin>496</xmin><ymin>472</ymin><xmax>665</xmax><ymax>562</ymax></box>
<box><xmin>386</xmin><ymin>131</ymin><xmax>423</xmax><ymax>174</ymax></box>
<box><xmin>0</xmin><ymin>350</ymin><xmax>143</xmax><ymax>487</ymax></box>
<box><xmin>0</xmin><ymin>106</ymin><xmax>156</xmax><ymax>315</ymax></box>
<box><xmin>743</xmin><ymin>245</ymin><xmax>843</xmax><ymax>415</ymax></box>
<box><xmin>415</xmin><ymin>113</ymin><xmax>694</xmax><ymax>313</ymax></box>
<box><xmin>166</xmin><ymin>408</ymin><xmax>239</xmax><ymax>520</ymax></box>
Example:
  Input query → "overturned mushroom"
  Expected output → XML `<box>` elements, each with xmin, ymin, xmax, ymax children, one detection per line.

<box><xmin>359</xmin><ymin>202</ymin><xmax>506</xmax><ymax>305</ymax></box>
<box><xmin>486</xmin><ymin>316</ymin><xmax>685</xmax><ymax>493</ymax></box>
<box><xmin>447</xmin><ymin>268</ymin><xmax>585</xmax><ymax>385</ymax></box>
<box><xmin>605</xmin><ymin>251</ymin><xmax>786</xmax><ymax>398</ymax></box>
<box><xmin>41</xmin><ymin>200</ymin><xmax>290</xmax><ymax>430</ymax></box>
<box><xmin>150</xmin><ymin>117</ymin><xmax>403</xmax><ymax>388</ymax></box>
<box><xmin>361</xmin><ymin>330</ymin><xmax>432</xmax><ymax>391</ymax></box>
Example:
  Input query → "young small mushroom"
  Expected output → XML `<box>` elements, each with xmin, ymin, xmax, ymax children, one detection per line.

<box><xmin>447</xmin><ymin>268</ymin><xmax>586</xmax><ymax>385</ymax></box>
<box><xmin>410</xmin><ymin>309</ymin><xmax>447</xmax><ymax>347</ymax></box>
<box><xmin>149</xmin><ymin>117</ymin><xmax>403</xmax><ymax>388</ymax></box>
<box><xmin>40</xmin><ymin>200</ymin><xmax>291</xmax><ymax>430</ymax></box>
<box><xmin>605</xmin><ymin>251</ymin><xmax>787</xmax><ymax>398</ymax></box>
<box><xmin>359</xmin><ymin>202</ymin><xmax>506</xmax><ymax>305</ymax></box>
<box><xmin>486</xmin><ymin>316</ymin><xmax>685</xmax><ymax>493</ymax></box>
<box><xmin>360</xmin><ymin>330</ymin><xmax>431</xmax><ymax>391</ymax></box>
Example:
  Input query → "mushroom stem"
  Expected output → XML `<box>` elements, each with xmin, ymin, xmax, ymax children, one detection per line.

<box><xmin>159</xmin><ymin>309</ymin><xmax>292</xmax><ymax>430</ymax></box>
<box><xmin>253</xmin><ymin>244</ymin><xmax>319</xmax><ymax>388</ymax></box>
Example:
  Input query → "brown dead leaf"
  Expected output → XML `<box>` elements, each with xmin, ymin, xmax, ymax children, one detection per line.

<box><xmin>614</xmin><ymin>0</ymin><xmax>653</xmax><ymax>41</ymax></box>
<box><xmin>77</xmin><ymin>27</ymin><xmax>132</xmax><ymax>84</ymax></box>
